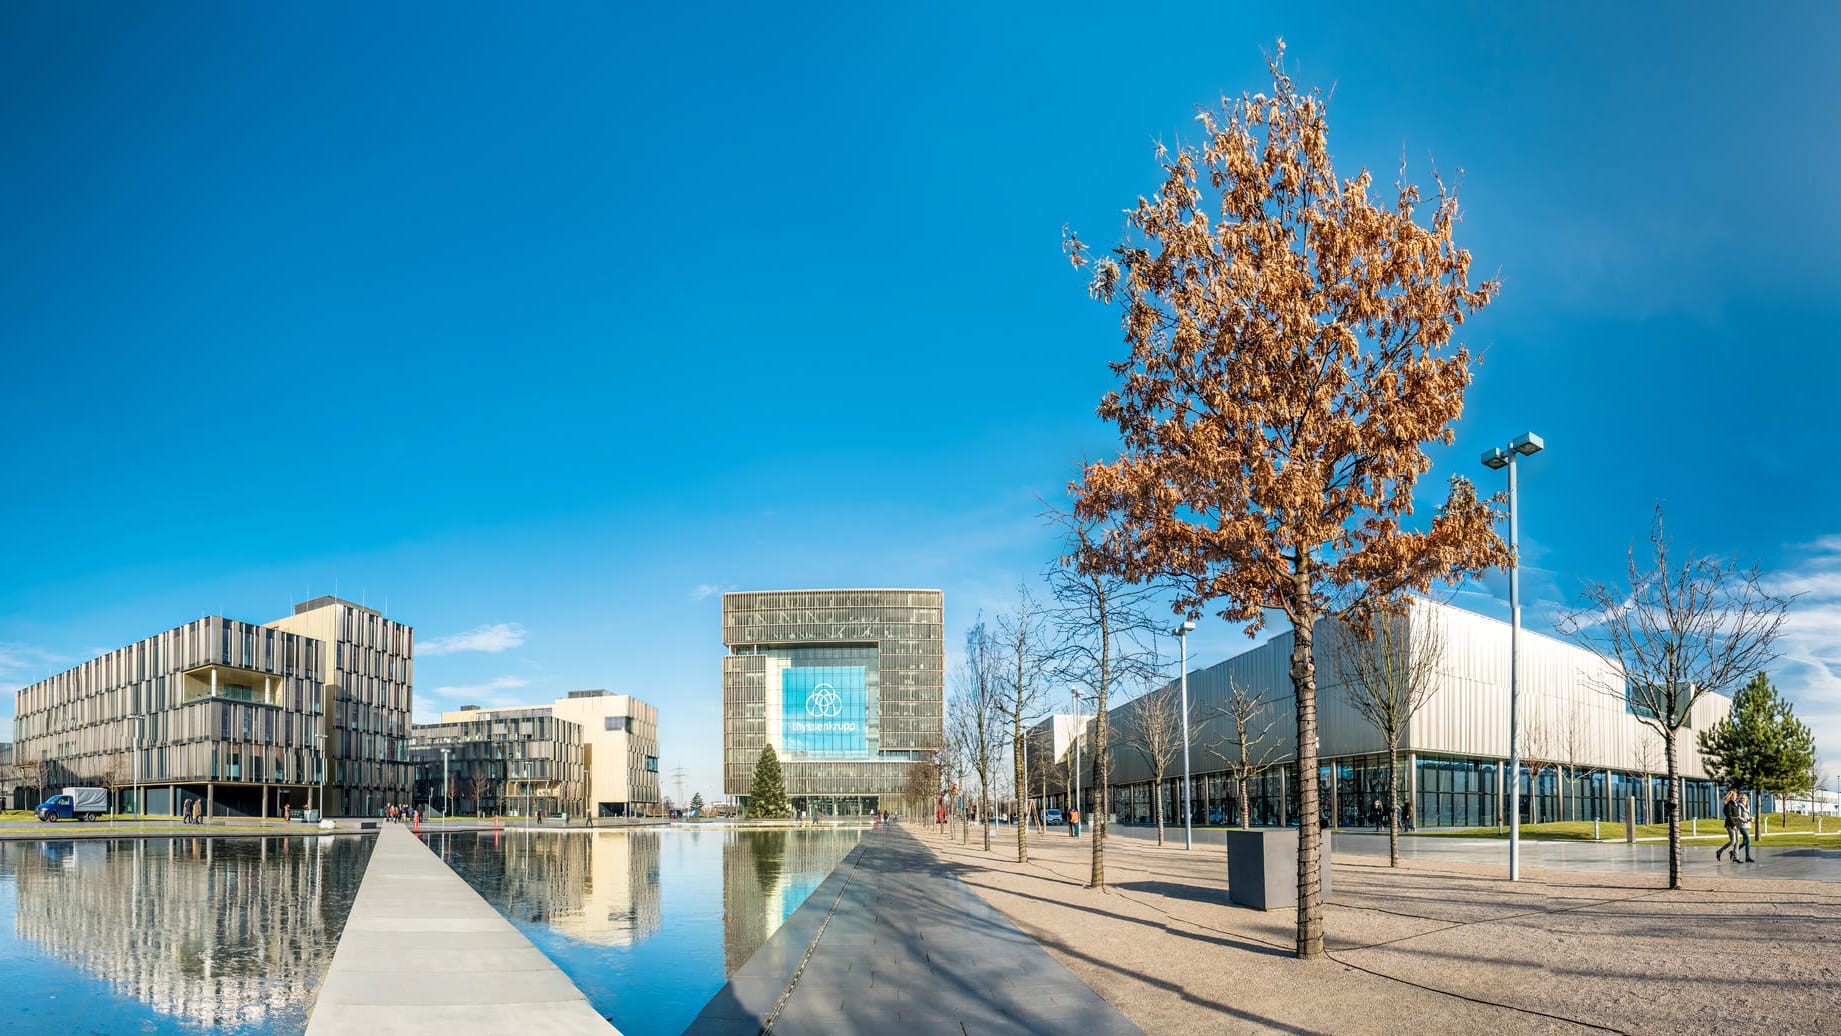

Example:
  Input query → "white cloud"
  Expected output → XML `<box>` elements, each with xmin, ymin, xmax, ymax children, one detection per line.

<box><xmin>0</xmin><ymin>643</ymin><xmax>73</xmax><ymax>683</ymax></box>
<box><xmin>690</xmin><ymin>584</ymin><xmax>726</xmax><ymax>602</ymax></box>
<box><xmin>417</xmin><ymin>622</ymin><xmax>527</xmax><ymax>656</ymax></box>
<box><xmin>414</xmin><ymin>676</ymin><xmax>533</xmax><ymax>724</ymax></box>
<box><xmin>1767</xmin><ymin>539</ymin><xmax>1841</xmax><ymax>781</ymax></box>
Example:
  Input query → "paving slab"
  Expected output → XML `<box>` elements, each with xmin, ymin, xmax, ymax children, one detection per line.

<box><xmin>306</xmin><ymin>824</ymin><xmax>616</xmax><ymax>1035</ymax></box>
<box><xmin>687</xmin><ymin>826</ymin><xmax>1142</xmax><ymax>1036</ymax></box>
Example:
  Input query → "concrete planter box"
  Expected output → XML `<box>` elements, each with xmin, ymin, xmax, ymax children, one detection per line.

<box><xmin>1224</xmin><ymin>828</ymin><xmax>1331</xmax><ymax>911</ymax></box>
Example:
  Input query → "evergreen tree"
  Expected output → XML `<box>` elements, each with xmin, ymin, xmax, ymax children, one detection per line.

<box><xmin>689</xmin><ymin>792</ymin><xmax>704</xmax><ymax>813</ymax></box>
<box><xmin>746</xmin><ymin>743</ymin><xmax>792</xmax><ymax>819</ymax></box>
<box><xmin>1698</xmin><ymin>673</ymin><xmax>1817</xmax><ymax>815</ymax></box>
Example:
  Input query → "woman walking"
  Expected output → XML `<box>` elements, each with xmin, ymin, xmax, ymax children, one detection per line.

<box><xmin>1734</xmin><ymin>793</ymin><xmax>1756</xmax><ymax>863</ymax></box>
<box><xmin>1717</xmin><ymin>790</ymin><xmax>1740</xmax><ymax>861</ymax></box>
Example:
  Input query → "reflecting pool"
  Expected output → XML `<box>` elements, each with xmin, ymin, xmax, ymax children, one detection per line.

<box><xmin>0</xmin><ymin>835</ymin><xmax>373</xmax><ymax>1035</ymax></box>
<box><xmin>423</xmin><ymin>827</ymin><xmax>861</xmax><ymax>1036</ymax></box>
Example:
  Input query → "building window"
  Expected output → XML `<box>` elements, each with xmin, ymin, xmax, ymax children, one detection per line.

<box><xmin>645</xmin><ymin>756</ymin><xmax>659</xmax><ymax>773</ymax></box>
<box><xmin>605</xmin><ymin>716</ymin><xmax>627</xmax><ymax>732</ymax></box>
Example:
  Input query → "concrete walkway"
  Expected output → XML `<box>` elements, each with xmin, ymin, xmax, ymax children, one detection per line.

<box><xmin>687</xmin><ymin>825</ymin><xmax>1143</xmax><ymax>1035</ymax></box>
<box><xmin>306</xmin><ymin>824</ymin><xmax>616</xmax><ymax>1035</ymax></box>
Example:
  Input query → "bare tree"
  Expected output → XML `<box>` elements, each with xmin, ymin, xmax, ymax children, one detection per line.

<box><xmin>1118</xmin><ymin>682</ymin><xmax>1184</xmax><ymax>844</ymax></box>
<box><xmin>1202</xmin><ymin>678</ymin><xmax>1282</xmax><ymax>831</ymax></box>
<box><xmin>1518</xmin><ymin>703</ymin><xmax>1559</xmax><ymax>826</ymax></box>
<box><xmin>1558</xmin><ymin>509</ymin><xmax>1794</xmax><ymax>888</ymax></box>
<box><xmin>903</xmin><ymin>755</ymin><xmax>942</xmax><ymax>823</ymax></box>
<box><xmin>1561</xmin><ymin>703</ymin><xmax>1600</xmax><ymax>822</ymax></box>
<box><xmin>1049</xmin><ymin>508</ymin><xmax>1164</xmax><ymax>890</ymax></box>
<box><xmin>955</xmin><ymin>619</ymin><xmax>1008</xmax><ymax>851</ymax></box>
<box><xmin>1331</xmin><ymin>606</ymin><xmax>1442</xmax><ymax>864</ymax></box>
<box><xmin>18</xmin><ymin>758</ymin><xmax>45</xmax><ymax>811</ymax></box>
<box><xmin>95</xmin><ymin>764</ymin><xmax>125</xmax><ymax>819</ymax></box>
<box><xmin>995</xmin><ymin>585</ymin><xmax>1053</xmax><ymax>862</ymax></box>
<box><xmin>944</xmin><ymin>692</ymin><xmax>980</xmax><ymax>843</ymax></box>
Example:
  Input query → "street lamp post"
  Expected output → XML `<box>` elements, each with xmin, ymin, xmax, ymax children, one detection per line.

<box><xmin>1482</xmin><ymin>431</ymin><xmax>1544</xmax><ymax>882</ymax></box>
<box><xmin>440</xmin><ymin>748</ymin><xmax>452</xmax><ymax>817</ymax></box>
<box><xmin>1175</xmin><ymin>620</ymin><xmax>1196</xmax><ymax>850</ymax></box>
<box><xmin>313</xmin><ymin>732</ymin><xmax>327</xmax><ymax>818</ymax></box>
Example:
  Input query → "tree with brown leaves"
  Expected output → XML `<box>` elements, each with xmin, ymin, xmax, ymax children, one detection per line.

<box><xmin>1065</xmin><ymin>42</ymin><xmax>1507</xmax><ymax>958</ymax></box>
<box><xmin>1558</xmin><ymin>508</ymin><xmax>1793</xmax><ymax>889</ymax></box>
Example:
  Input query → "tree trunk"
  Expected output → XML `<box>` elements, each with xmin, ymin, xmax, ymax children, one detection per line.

<box><xmin>1238</xmin><ymin>775</ymin><xmax>1250</xmax><ymax>829</ymax></box>
<box><xmin>1663</xmin><ymin>729</ymin><xmax>1681</xmax><ymax>889</ymax></box>
<box><xmin>1014</xmin><ymin>720</ymin><xmax>1029</xmax><ymax>863</ymax></box>
<box><xmin>1290</xmin><ymin>599</ymin><xmax>1324</xmax><ymax>960</ymax></box>
<box><xmin>1155</xmin><ymin>773</ymin><xmax>1165</xmax><ymax>845</ymax></box>
<box><xmin>981</xmin><ymin>785</ymin><xmax>991</xmax><ymax>852</ymax></box>
<box><xmin>1387</xmin><ymin>742</ymin><xmax>1400</xmax><ymax>868</ymax></box>
<box><xmin>1091</xmin><ymin>691</ymin><xmax>1109</xmax><ymax>889</ymax></box>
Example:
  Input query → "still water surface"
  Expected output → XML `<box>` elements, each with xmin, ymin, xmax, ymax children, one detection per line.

<box><xmin>423</xmin><ymin>827</ymin><xmax>862</xmax><ymax>1036</ymax></box>
<box><xmin>0</xmin><ymin>835</ymin><xmax>372</xmax><ymax>1035</ymax></box>
<box><xmin>0</xmin><ymin>828</ymin><xmax>857</xmax><ymax>1035</ymax></box>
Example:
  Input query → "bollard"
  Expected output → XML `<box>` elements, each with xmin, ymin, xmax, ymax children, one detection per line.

<box><xmin>1627</xmin><ymin>796</ymin><xmax>1637</xmax><ymax>843</ymax></box>
<box><xmin>1692</xmin><ymin>817</ymin><xmax>1697</xmax><ymax>837</ymax></box>
<box><xmin>1593</xmin><ymin>819</ymin><xmax>1600</xmax><ymax>840</ymax></box>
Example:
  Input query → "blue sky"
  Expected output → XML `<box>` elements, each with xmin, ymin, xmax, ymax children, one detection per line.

<box><xmin>4</xmin><ymin>3</ymin><xmax>1839</xmax><ymax>799</ymax></box>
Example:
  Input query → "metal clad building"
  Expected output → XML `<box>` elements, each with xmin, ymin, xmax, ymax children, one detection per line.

<box><xmin>1099</xmin><ymin>597</ymin><xmax>1731</xmax><ymax>828</ymax></box>
<box><xmin>722</xmin><ymin>589</ymin><xmax>943</xmax><ymax>812</ymax></box>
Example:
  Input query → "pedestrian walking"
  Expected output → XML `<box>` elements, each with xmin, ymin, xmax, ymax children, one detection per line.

<box><xmin>1734</xmin><ymin>793</ymin><xmax>1756</xmax><ymax>862</ymax></box>
<box><xmin>1372</xmin><ymin>798</ymin><xmax>1384</xmax><ymax>833</ymax></box>
<box><xmin>1717</xmin><ymin>790</ymin><xmax>1742</xmax><ymax>861</ymax></box>
<box><xmin>1402</xmin><ymin>801</ymin><xmax>1415</xmax><ymax>832</ymax></box>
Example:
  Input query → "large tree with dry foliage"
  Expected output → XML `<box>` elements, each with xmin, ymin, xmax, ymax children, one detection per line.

<box><xmin>1558</xmin><ymin>509</ymin><xmax>1793</xmax><ymax>889</ymax></box>
<box><xmin>1065</xmin><ymin>42</ymin><xmax>1508</xmax><ymax>958</ymax></box>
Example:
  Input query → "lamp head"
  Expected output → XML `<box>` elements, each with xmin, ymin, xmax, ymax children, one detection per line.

<box><xmin>1180</xmin><ymin>620</ymin><xmax>1196</xmax><ymax>634</ymax></box>
<box><xmin>1481</xmin><ymin>447</ymin><xmax>1509</xmax><ymax>470</ymax></box>
<box><xmin>1511</xmin><ymin>431</ymin><xmax>1545</xmax><ymax>456</ymax></box>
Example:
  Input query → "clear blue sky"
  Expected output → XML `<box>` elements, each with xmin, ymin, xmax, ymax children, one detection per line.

<box><xmin>4</xmin><ymin>3</ymin><xmax>1839</xmax><ymax>798</ymax></box>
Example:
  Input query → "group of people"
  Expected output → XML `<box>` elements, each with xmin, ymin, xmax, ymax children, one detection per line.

<box><xmin>180</xmin><ymin>799</ymin><xmax>206</xmax><ymax>825</ymax></box>
<box><xmin>1368</xmin><ymin>798</ymin><xmax>1414</xmax><ymax>832</ymax></box>
<box><xmin>1718</xmin><ymin>790</ymin><xmax>1757</xmax><ymax>863</ymax></box>
<box><xmin>385</xmin><ymin>803</ymin><xmax>419</xmax><ymax>824</ymax></box>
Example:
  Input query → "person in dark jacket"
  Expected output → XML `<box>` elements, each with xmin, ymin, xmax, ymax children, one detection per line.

<box><xmin>1717</xmin><ymin>790</ymin><xmax>1742</xmax><ymax>861</ymax></box>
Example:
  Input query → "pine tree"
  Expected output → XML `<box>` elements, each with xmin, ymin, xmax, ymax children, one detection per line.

<box><xmin>746</xmin><ymin>743</ymin><xmax>792</xmax><ymax>819</ymax></box>
<box><xmin>689</xmin><ymin>792</ymin><xmax>704</xmax><ymax>813</ymax></box>
<box><xmin>1697</xmin><ymin>673</ymin><xmax>1817</xmax><ymax>815</ymax></box>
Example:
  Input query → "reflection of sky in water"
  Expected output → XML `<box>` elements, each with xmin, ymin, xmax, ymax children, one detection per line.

<box><xmin>0</xmin><ymin>835</ymin><xmax>372</xmax><ymax>1035</ymax></box>
<box><xmin>425</xmin><ymin>827</ymin><xmax>860</xmax><ymax>1036</ymax></box>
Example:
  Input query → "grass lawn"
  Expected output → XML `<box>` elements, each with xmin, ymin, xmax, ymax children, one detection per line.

<box><xmin>1411</xmin><ymin>814</ymin><xmax>1841</xmax><ymax>848</ymax></box>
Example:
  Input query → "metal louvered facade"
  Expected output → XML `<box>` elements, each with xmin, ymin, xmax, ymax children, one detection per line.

<box><xmin>722</xmin><ymin>589</ymin><xmax>943</xmax><ymax>807</ymax></box>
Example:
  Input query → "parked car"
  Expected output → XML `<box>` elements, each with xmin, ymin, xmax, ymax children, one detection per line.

<box><xmin>1044</xmin><ymin>809</ymin><xmax>1064</xmax><ymax>826</ymax></box>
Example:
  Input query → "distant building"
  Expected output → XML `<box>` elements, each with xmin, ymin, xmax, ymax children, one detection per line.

<box><xmin>722</xmin><ymin>589</ymin><xmax>944</xmax><ymax>816</ymax></box>
<box><xmin>1043</xmin><ymin>597</ymin><xmax>1734</xmax><ymax>829</ymax></box>
<box><xmin>411</xmin><ymin>690</ymin><xmax>659</xmax><ymax>817</ymax></box>
<box><xmin>12</xmin><ymin>596</ymin><xmax>413</xmax><ymax>818</ymax></box>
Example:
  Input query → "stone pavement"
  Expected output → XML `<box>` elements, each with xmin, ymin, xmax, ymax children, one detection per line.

<box><xmin>687</xmin><ymin>825</ymin><xmax>1144</xmax><ymax>1035</ymax></box>
<box><xmin>306</xmin><ymin>824</ymin><xmax>616</xmax><ymax>1035</ymax></box>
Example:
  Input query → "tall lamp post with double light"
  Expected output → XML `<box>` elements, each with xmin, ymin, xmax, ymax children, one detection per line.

<box><xmin>1174</xmin><ymin>620</ymin><xmax>1196</xmax><ymax>849</ymax></box>
<box><xmin>1482</xmin><ymin>431</ymin><xmax>1544</xmax><ymax>882</ymax></box>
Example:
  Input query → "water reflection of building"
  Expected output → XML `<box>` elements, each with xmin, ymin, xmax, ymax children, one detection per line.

<box><xmin>720</xmin><ymin>830</ymin><xmax>860</xmax><ymax>973</ymax></box>
<box><xmin>424</xmin><ymin>830</ymin><xmax>660</xmax><ymax>947</ymax></box>
<box><xmin>4</xmin><ymin>835</ymin><xmax>371</xmax><ymax>1028</ymax></box>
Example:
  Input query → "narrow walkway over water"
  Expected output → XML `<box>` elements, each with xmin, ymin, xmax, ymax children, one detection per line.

<box><xmin>688</xmin><ymin>826</ymin><xmax>1142</xmax><ymax>1035</ymax></box>
<box><xmin>306</xmin><ymin>825</ymin><xmax>616</xmax><ymax>1035</ymax></box>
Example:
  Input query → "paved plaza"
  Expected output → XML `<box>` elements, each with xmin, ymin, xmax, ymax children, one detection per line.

<box><xmin>925</xmin><ymin>825</ymin><xmax>1841</xmax><ymax>1035</ymax></box>
<box><xmin>688</xmin><ymin>825</ymin><xmax>1143</xmax><ymax>1035</ymax></box>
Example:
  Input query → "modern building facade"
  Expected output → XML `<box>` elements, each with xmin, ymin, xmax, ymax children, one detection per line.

<box><xmin>410</xmin><ymin>706</ymin><xmax>586</xmax><ymax>817</ymax></box>
<box><xmin>1069</xmin><ymin>597</ymin><xmax>1733</xmax><ymax>829</ymax></box>
<box><xmin>411</xmin><ymin>690</ymin><xmax>659</xmax><ymax>817</ymax></box>
<box><xmin>722</xmin><ymin>589</ymin><xmax>944</xmax><ymax>815</ymax></box>
<box><xmin>11</xmin><ymin>596</ymin><xmax>414</xmax><ymax>819</ymax></box>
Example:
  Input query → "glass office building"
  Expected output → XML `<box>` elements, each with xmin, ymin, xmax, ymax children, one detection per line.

<box><xmin>722</xmin><ymin>589</ymin><xmax>943</xmax><ymax>815</ymax></box>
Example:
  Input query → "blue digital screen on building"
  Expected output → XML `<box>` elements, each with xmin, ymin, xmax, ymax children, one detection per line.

<box><xmin>781</xmin><ymin>666</ymin><xmax>868</xmax><ymax>757</ymax></box>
